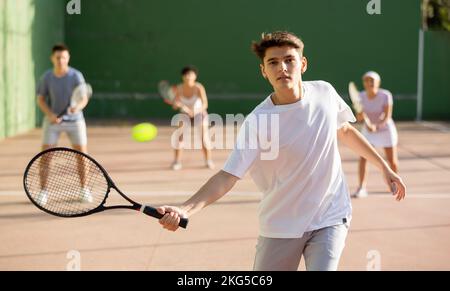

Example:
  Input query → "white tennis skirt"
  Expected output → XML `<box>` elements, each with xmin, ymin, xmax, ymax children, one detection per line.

<box><xmin>361</xmin><ymin>119</ymin><xmax>398</xmax><ymax>148</ymax></box>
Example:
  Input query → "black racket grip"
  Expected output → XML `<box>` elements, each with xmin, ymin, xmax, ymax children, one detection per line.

<box><xmin>142</xmin><ymin>206</ymin><xmax>188</xmax><ymax>229</ymax></box>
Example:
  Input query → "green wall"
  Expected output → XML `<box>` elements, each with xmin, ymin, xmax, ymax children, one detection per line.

<box><xmin>1</xmin><ymin>0</ymin><xmax>449</xmax><ymax>140</ymax></box>
<box><xmin>0</xmin><ymin>0</ymin><xmax>64</xmax><ymax>139</ymax></box>
<box><xmin>423</xmin><ymin>31</ymin><xmax>450</xmax><ymax>120</ymax></box>
<box><xmin>65</xmin><ymin>0</ymin><xmax>422</xmax><ymax>120</ymax></box>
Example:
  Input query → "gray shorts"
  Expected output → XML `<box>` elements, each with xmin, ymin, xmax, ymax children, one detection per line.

<box><xmin>253</xmin><ymin>223</ymin><xmax>349</xmax><ymax>271</ymax></box>
<box><xmin>42</xmin><ymin>118</ymin><xmax>87</xmax><ymax>146</ymax></box>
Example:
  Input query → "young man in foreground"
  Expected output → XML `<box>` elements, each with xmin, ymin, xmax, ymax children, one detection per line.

<box><xmin>157</xmin><ymin>31</ymin><xmax>406</xmax><ymax>271</ymax></box>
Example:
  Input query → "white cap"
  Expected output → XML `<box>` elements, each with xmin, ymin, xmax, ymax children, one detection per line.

<box><xmin>363</xmin><ymin>71</ymin><xmax>381</xmax><ymax>82</ymax></box>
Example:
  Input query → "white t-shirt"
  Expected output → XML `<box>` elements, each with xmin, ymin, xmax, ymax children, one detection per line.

<box><xmin>222</xmin><ymin>80</ymin><xmax>356</xmax><ymax>238</ymax></box>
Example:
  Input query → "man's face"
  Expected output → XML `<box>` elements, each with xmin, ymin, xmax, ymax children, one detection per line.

<box><xmin>363</xmin><ymin>77</ymin><xmax>380</xmax><ymax>92</ymax></box>
<box><xmin>51</xmin><ymin>50</ymin><xmax>70</xmax><ymax>70</ymax></box>
<box><xmin>260</xmin><ymin>46</ymin><xmax>307</xmax><ymax>91</ymax></box>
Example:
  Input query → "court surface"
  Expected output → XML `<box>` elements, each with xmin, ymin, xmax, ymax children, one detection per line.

<box><xmin>0</xmin><ymin>121</ymin><xmax>449</xmax><ymax>270</ymax></box>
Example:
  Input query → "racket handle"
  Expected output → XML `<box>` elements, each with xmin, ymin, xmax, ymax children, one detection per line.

<box><xmin>141</xmin><ymin>205</ymin><xmax>188</xmax><ymax>229</ymax></box>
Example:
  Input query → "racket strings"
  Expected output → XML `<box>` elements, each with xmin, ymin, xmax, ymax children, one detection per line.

<box><xmin>158</xmin><ymin>81</ymin><xmax>175</xmax><ymax>101</ymax></box>
<box><xmin>25</xmin><ymin>150</ymin><xmax>108</xmax><ymax>216</ymax></box>
<box><xmin>72</xmin><ymin>84</ymin><xmax>92</xmax><ymax>104</ymax></box>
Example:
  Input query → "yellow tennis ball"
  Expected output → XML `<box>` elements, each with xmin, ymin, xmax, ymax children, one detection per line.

<box><xmin>132</xmin><ymin>123</ymin><xmax>158</xmax><ymax>142</ymax></box>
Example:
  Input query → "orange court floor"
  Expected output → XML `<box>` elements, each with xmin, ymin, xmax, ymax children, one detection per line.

<box><xmin>0</xmin><ymin>121</ymin><xmax>449</xmax><ymax>270</ymax></box>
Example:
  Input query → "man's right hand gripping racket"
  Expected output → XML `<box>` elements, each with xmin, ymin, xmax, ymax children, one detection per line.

<box><xmin>23</xmin><ymin>147</ymin><xmax>188</xmax><ymax>228</ymax></box>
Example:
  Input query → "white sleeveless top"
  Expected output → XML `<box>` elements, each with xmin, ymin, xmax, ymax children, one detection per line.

<box><xmin>178</xmin><ymin>84</ymin><xmax>203</xmax><ymax>115</ymax></box>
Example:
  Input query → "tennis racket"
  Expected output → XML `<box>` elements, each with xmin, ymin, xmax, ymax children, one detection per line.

<box><xmin>157</xmin><ymin>80</ymin><xmax>176</xmax><ymax>104</ymax></box>
<box><xmin>57</xmin><ymin>83</ymin><xmax>92</xmax><ymax>118</ymax></box>
<box><xmin>348</xmin><ymin>82</ymin><xmax>364</xmax><ymax>114</ymax></box>
<box><xmin>23</xmin><ymin>147</ymin><xmax>188</xmax><ymax>228</ymax></box>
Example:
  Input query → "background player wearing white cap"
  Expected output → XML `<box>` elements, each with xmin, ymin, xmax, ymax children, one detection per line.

<box><xmin>352</xmin><ymin>71</ymin><xmax>399</xmax><ymax>198</ymax></box>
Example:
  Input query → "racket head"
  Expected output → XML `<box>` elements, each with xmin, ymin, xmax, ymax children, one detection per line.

<box><xmin>157</xmin><ymin>80</ymin><xmax>175</xmax><ymax>102</ymax></box>
<box><xmin>348</xmin><ymin>81</ymin><xmax>363</xmax><ymax>114</ymax></box>
<box><xmin>23</xmin><ymin>147</ymin><xmax>110</xmax><ymax>218</ymax></box>
<box><xmin>71</xmin><ymin>83</ymin><xmax>93</xmax><ymax>108</ymax></box>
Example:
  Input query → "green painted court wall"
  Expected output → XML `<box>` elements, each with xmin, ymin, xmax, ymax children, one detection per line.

<box><xmin>423</xmin><ymin>31</ymin><xmax>450</xmax><ymax>120</ymax></box>
<box><xmin>65</xmin><ymin>0</ymin><xmax>423</xmax><ymax>120</ymax></box>
<box><xmin>0</xmin><ymin>0</ymin><xmax>64</xmax><ymax>139</ymax></box>
<box><xmin>1</xmin><ymin>0</ymin><xmax>449</xmax><ymax>140</ymax></box>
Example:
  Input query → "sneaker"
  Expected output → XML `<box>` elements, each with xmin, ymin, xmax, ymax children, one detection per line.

<box><xmin>171</xmin><ymin>162</ymin><xmax>182</xmax><ymax>171</ymax></box>
<box><xmin>205</xmin><ymin>159</ymin><xmax>215</xmax><ymax>169</ymax></box>
<box><xmin>351</xmin><ymin>188</ymin><xmax>368</xmax><ymax>198</ymax></box>
<box><xmin>36</xmin><ymin>190</ymin><xmax>48</xmax><ymax>206</ymax></box>
<box><xmin>80</xmin><ymin>187</ymin><xmax>93</xmax><ymax>203</ymax></box>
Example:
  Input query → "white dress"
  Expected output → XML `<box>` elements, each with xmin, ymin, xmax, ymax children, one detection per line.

<box><xmin>360</xmin><ymin>89</ymin><xmax>398</xmax><ymax>148</ymax></box>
